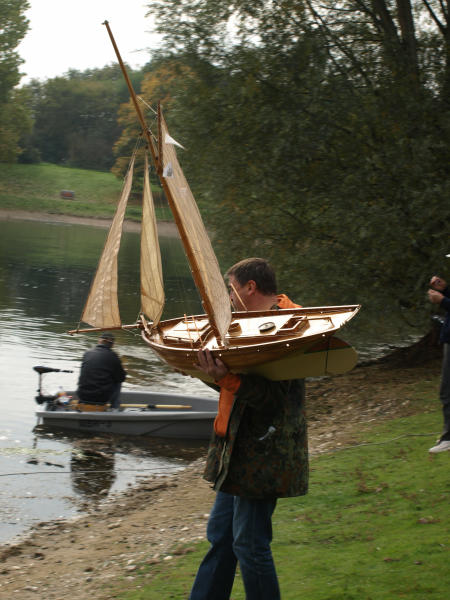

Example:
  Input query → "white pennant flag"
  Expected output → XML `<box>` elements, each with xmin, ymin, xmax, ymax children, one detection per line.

<box><xmin>165</xmin><ymin>133</ymin><xmax>185</xmax><ymax>150</ymax></box>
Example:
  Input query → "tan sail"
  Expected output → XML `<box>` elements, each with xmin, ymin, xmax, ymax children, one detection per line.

<box><xmin>159</xmin><ymin>113</ymin><xmax>232</xmax><ymax>343</ymax></box>
<box><xmin>140</xmin><ymin>153</ymin><xmax>164</xmax><ymax>325</ymax></box>
<box><xmin>80</xmin><ymin>155</ymin><xmax>135</xmax><ymax>329</ymax></box>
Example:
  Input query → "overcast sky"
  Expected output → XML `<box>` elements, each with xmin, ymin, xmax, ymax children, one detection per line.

<box><xmin>18</xmin><ymin>0</ymin><xmax>160</xmax><ymax>83</ymax></box>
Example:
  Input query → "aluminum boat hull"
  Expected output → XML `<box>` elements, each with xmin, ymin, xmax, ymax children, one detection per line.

<box><xmin>36</xmin><ymin>390</ymin><xmax>217</xmax><ymax>439</ymax></box>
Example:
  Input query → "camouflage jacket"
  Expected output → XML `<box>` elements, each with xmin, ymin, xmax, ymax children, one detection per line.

<box><xmin>203</xmin><ymin>374</ymin><xmax>309</xmax><ymax>499</ymax></box>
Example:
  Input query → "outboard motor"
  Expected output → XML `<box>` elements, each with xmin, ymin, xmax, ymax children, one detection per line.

<box><xmin>33</xmin><ymin>366</ymin><xmax>73</xmax><ymax>407</ymax></box>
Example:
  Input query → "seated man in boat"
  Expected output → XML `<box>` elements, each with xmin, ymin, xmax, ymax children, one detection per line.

<box><xmin>76</xmin><ymin>332</ymin><xmax>126</xmax><ymax>411</ymax></box>
<box><xmin>189</xmin><ymin>257</ymin><xmax>308</xmax><ymax>600</ymax></box>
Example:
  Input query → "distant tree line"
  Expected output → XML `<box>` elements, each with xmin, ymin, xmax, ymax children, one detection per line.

<box><xmin>20</xmin><ymin>65</ymin><xmax>146</xmax><ymax>170</ymax></box>
<box><xmin>0</xmin><ymin>0</ymin><xmax>148</xmax><ymax>170</ymax></box>
<box><xmin>1</xmin><ymin>0</ymin><xmax>449</xmax><ymax>327</ymax></box>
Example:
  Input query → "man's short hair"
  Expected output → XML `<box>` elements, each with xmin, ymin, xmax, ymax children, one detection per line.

<box><xmin>226</xmin><ymin>258</ymin><xmax>277</xmax><ymax>295</ymax></box>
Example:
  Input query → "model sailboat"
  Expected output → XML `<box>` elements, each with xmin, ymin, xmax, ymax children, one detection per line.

<box><xmin>69</xmin><ymin>22</ymin><xmax>360</xmax><ymax>382</ymax></box>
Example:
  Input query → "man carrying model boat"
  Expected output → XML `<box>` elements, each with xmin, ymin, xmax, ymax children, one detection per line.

<box><xmin>189</xmin><ymin>258</ymin><xmax>309</xmax><ymax>600</ymax></box>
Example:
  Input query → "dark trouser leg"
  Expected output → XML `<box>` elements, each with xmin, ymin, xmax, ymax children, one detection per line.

<box><xmin>189</xmin><ymin>491</ymin><xmax>237</xmax><ymax>600</ymax></box>
<box><xmin>109</xmin><ymin>382</ymin><xmax>122</xmax><ymax>409</ymax></box>
<box><xmin>232</xmin><ymin>496</ymin><xmax>280</xmax><ymax>600</ymax></box>
<box><xmin>439</xmin><ymin>343</ymin><xmax>450</xmax><ymax>441</ymax></box>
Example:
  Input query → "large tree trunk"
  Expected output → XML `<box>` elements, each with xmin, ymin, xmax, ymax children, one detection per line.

<box><xmin>371</xmin><ymin>322</ymin><xmax>443</xmax><ymax>368</ymax></box>
<box><xmin>369</xmin><ymin>0</ymin><xmax>420</xmax><ymax>90</ymax></box>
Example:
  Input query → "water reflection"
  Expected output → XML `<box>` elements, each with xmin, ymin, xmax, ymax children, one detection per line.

<box><xmin>33</xmin><ymin>428</ymin><xmax>208</xmax><ymax>505</ymax></box>
<box><xmin>70</xmin><ymin>446</ymin><xmax>116</xmax><ymax>500</ymax></box>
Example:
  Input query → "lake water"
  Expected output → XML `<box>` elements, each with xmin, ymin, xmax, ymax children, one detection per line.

<box><xmin>0</xmin><ymin>218</ymin><xmax>213</xmax><ymax>545</ymax></box>
<box><xmin>0</xmin><ymin>217</ymin><xmax>424</xmax><ymax>545</ymax></box>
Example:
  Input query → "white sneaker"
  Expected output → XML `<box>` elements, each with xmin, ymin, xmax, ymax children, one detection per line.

<box><xmin>428</xmin><ymin>440</ymin><xmax>450</xmax><ymax>453</ymax></box>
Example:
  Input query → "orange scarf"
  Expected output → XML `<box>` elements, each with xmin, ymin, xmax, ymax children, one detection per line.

<box><xmin>276</xmin><ymin>293</ymin><xmax>302</xmax><ymax>309</ymax></box>
<box><xmin>213</xmin><ymin>373</ymin><xmax>242</xmax><ymax>436</ymax></box>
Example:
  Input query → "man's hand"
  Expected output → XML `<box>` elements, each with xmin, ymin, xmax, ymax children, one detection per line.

<box><xmin>428</xmin><ymin>289</ymin><xmax>444</xmax><ymax>304</ymax></box>
<box><xmin>196</xmin><ymin>349</ymin><xmax>229</xmax><ymax>381</ymax></box>
<box><xmin>430</xmin><ymin>275</ymin><xmax>447</xmax><ymax>291</ymax></box>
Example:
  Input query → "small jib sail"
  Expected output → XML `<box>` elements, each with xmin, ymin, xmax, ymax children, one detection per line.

<box><xmin>140</xmin><ymin>153</ymin><xmax>165</xmax><ymax>325</ymax></box>
<box><xmin>80</xmin><ymin>155</ymin><xmax>135</xmax><ymax>329</ymax></box>
<box><xmin>78</xmin><ymin>150</ymin><xmax>164</xmax><ymax>332</ymax></box>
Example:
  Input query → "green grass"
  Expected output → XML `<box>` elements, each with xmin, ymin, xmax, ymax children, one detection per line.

<box><xmin>0</xmin><ymin>162</ymin><xmax>169</xmax><ymax>221</ymax></box>
<box><xmin>113</xmin><ymin>409</ymin><xmax>448</xmax><ymax>599</ymax></box>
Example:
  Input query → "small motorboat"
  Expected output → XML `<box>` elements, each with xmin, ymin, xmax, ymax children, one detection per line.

<box><xmin>33</xmin><ymin>366</ymin><xmax>217</xmax><ymax>439</ymax></box>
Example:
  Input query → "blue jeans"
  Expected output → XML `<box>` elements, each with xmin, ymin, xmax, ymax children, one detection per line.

<box><xmin>440</xmin><ymin>343</ymin><xmax>450</xmax><ymax>441</ymax></box>
<box><xmin>189</xmin><ymin>491</ymin><xmax>280</xmax><ymax>600</ymax></box>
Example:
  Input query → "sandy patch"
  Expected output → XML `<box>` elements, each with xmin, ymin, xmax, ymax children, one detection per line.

<box><xmin>0</xmin><ymin>209</ymin><xmax>178</xmax><ymax>236</ymax></box>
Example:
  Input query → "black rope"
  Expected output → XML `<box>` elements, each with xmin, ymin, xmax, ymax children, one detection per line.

<box><xmin>0</xmin><ymin>465</ymin><xmax>186</xmax><ymax>477</ymax></box>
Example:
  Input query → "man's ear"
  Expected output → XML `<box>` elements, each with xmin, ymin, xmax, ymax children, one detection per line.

<box><xmin>247</xmin><ymin>280</ymin><xmax>257</xmax><ymax>295</ymax></box>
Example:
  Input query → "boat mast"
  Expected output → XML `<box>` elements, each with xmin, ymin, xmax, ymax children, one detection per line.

<box><xmin>103</xmin><ymin>21</ymin><xmax>158</xmax><ymax>165</ymax></box>
<box><xmin>103</xmin><ymin>21</ymin><xmax>226</xmax><ymax>346</ymax></box>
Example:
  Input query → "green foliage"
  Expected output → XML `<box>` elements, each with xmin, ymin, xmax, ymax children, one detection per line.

<box><xmin>0</xmin><ymin>0</ymin><xmax>31</xmax><ymax>162</ymax></box>
<box><xmin>22</xmin><ymin>65</ymin><xmax>145</xmax><ymax>170</ymax></box>
<box><xmin>0</xmin><ymin>0</ymin><xmax>29</xmax><ymax>102</ymax></box>
<box><xmin>112</xmin><ymin>409</ymin><xmax>449</xmax><ymax>599</ymax></box>
<box><xmin>111</xmin><ymin>57</ymin><xmax>193</xmax><ymax>182</ymax></box>
<box><xmin>143</xmin><ymin>0</ymin><xmax>450</xmax><ymax>327</ymax></box>
<box><xmin>0</xmin><ymin>87</ymin><xmax>32</xmax><ymax>161</ymax></box>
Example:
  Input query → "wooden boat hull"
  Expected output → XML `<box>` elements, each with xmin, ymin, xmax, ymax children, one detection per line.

<box><xmin>142</xmin><ymin>304</ymin><xmax>360</xmax><ymax>381</ymax></box>
<box><xmin>36</xmin><ymin>391</ymin><xmax>217</xmax><ymax>439</ymax></box>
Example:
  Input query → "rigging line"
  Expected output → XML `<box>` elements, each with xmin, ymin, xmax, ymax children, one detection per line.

<box><xmin>318</xmin><ymin>432</ymin><xmax>441</xmax><ymax>455</ymax></box>
<box><xmin>138</xmin><ymin>95</ymin><xmax>157</xmax><ymax>115</ymax></box>
<box><xmin>137</xmin><ymin>96</ymin><xmax>158</xmax><ymax>145</ymax></box>
<box><xmin>123</xmin><ymin>326</ymin><xmax>141</xmax><ymax>339</ymax></box>
<box><xmin>324</xmin><ymin>336</ymin><xmax>331</xmax><ymax>375</ymax></box>
<box><xmin>0</xmin><ymin>466</ymin><xmax>187</xmax><ymax>477</ymax></box>
<box><xmin>192</xmin><ymin>316</ymin><xmax>205</xmax><ymax>349</ymax></box>
<box><xmin>184</xmin><ymin>314</ymin><xmax>195</xmax><ymax>349</ymax></box>
<box><xmin>132</xmin><ymin>134</ymin><xmax>144</xmax><ymax>156</ymax></box>
<box><xmin>229</xmin><ymin>282</ymin><xmax>248</xmax><ymax>311</ymax></box>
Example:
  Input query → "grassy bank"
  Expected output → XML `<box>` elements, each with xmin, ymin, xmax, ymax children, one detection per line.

<box><xmin>0</xmin><ymin>162</ymin><xmax>167</xmax><ymax>222</ymax></box>
<box><xmin>115</xmin><ymin>409</ymin><xmax>448</xmax><ymax>600</ymax></box>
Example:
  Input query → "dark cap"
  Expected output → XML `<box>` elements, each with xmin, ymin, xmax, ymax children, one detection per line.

<box><xmin>99</xmin><ymin>332</ymin><xmax>115</xmax><ymax>341</ymax></box>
